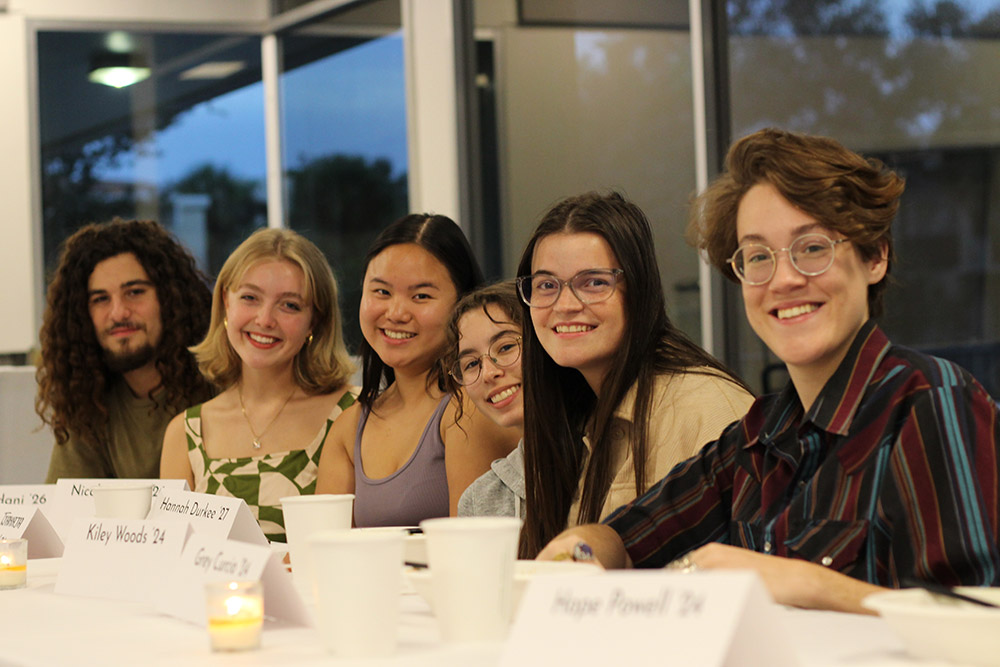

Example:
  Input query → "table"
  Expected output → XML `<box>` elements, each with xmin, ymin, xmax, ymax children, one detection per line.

<box><xmin>0</xmin><ymin>559</ymin><xmax>964</xmax><ymax>666</ymax></box>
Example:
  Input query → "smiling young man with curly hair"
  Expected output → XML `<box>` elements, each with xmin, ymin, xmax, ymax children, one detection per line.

<box><xmin>36</xmin><ymin>219</ymin><xmax>215</xmax><ymax>481</ymax></box>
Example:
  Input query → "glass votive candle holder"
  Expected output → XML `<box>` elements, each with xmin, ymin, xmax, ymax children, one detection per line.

<box><xmin>0</xmin><ymin>538</ymin><xmax>28</xmax><ymax>591</ymax></box>
<box><xmin>205</xmin><ymin>580</ymin><xmax>263</xmax><ymax>651</ymax></box>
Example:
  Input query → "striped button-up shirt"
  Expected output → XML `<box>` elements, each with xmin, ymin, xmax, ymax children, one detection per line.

<box><xmin>606</xmin><ymin>320</ymin><xmax>999</xmax><ymax>586</ymax></box>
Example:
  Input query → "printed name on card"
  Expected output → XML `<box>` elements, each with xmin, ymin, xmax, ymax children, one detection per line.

<box><xmin>55</xmin><ymin>516</ymin><xmax>189</xmax><ymax>603</ymax></box>
<box><xmin>146</xmin><ymin>489</ymin><xmax>267</xmax><ymax>545</ymax></box>
<box><xmin>501</xmin><ymin>570</ymin><xmax>798</xmax><ymax>667</ymax></box>
<box><xmin>155</xmin><ymin>532</ymin><xmax>310</xmax><ymax>627</ymax></box>
<box><xmin>50</xmin><ymin>478</ymin><xmax>189</xmax><ymax>541</ymax></box>
<box><xmin>0</xmin><ymin>506</ymin><xmax>64</xmax><ymax>557</ymax></box>
<box><xmin>0</xmin><ymin>484</ymin><xmax>54</xmax><ymax>508</ymax></box>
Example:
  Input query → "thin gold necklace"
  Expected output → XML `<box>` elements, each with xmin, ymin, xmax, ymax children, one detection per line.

<box><xmin>238</xmin><ymin>384</ymin><xmax>297</xmax><ymax>450</ymax></box>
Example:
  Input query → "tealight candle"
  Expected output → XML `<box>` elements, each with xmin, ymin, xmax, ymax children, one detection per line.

<box><xmin>205</xmin><ymin>580</ymin><xmax>263</xmax><ymax>651</ymax></box>
<box><xmin>0</xmin><ymin>538</ymin><xmax>28</xmax><ymax>590</ymax></box>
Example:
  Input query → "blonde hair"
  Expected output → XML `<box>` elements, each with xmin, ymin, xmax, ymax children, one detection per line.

<box><xmin>192</xmin><ymin>228</ymin><xmax>354</xmax><ymax>392</ymax></box>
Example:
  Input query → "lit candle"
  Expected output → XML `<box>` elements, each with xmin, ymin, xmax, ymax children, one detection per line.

<box><xmin>205</xmin><ymin>581</ymin><xmax>263</xmax><ymax>651</ymax></box>
<box><xmin>0</xmin><ymin>539</ymin><xmax>27</xmax><ymax>591</ymax></box>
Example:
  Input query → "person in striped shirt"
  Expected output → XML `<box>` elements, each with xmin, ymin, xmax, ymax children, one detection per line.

<box><xmin>537</xmin><ymin>128</ymin><xmax>999</xmax><ymax>614</ymax></box>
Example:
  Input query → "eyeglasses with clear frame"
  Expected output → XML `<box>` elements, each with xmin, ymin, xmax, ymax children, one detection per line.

<box><xmin>727</xmin><ymin>233</ymin><xmax>849</xmax><ymax>285</ymax></box>
<box><xmin>449</xmin><ymin>335</ymin><xmax>522</xmax><ymax>386</ymax></box>
<box><xmin>516</xmin><ymin>269</ymin><xmax>624</xmax><ymax>308</ymax></box>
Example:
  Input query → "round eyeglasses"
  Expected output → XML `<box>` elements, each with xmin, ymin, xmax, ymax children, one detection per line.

<box><xmin>727</xmin><ymin>233</ymin><xmax>849</xmax><ymax>285</ymax></box>
<box><xmin>449</xmin><ymin>336</ymin><xmax>522</xmax><ymax>386</ymax></box>
<box><xmin>517</xmin><ymin>269</ymin><xmax>624</xmax><ymax>308</ymax></box>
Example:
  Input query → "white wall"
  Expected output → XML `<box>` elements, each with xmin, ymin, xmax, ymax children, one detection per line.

<box><xmin>0</xmin><ymin>15</ymin><xmax>40</xmax><ymax>355</ymax></box>
<box><xmin>0</xmin><ymin>367</ymin><xmax>52</xmax><ymax>484</ymax></box>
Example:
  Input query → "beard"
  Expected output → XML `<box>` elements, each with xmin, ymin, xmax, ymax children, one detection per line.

<box><xmin>102</xmin><ymin>342</ymin><xmax>157</xmax><ymax>374</ymax></box>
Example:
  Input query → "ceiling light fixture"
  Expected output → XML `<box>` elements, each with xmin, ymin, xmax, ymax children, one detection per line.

<box><xmin>88</xmin><ymin>51</ymin><xmax>151</xmax><ymax>89</ymax></box>
<box><xmin>179</xmin><ymin>61</ymin><xmax>246</xmax><ymax>80</ymax></box>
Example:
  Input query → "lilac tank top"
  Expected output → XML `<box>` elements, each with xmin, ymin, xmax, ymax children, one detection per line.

<box><xmin>352</xmin><ymin>395</ymin><xmax>451</xmax><ymax>527</ymax></box>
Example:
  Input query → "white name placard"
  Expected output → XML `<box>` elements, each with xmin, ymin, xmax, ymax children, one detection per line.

<box><xmin>50</xmin><ymin>478</ymin><xmax>189</xmax><ymax>541</ymax></box>
<box><xmin>155</xmin><ymin>533</ymin><xmax>310</xmax><ymax>627</ymax></box>
<box><xmin>146</xmin><ymin>489</ymin><xmax>267</xmax><ymax>545</ymax></box>
<box><xmin>0</xmin><ymin>506</ymin><xmax>64</xmax><ymax>557</ymax></box>
<box><xmin>501</xmin><ymin>570</ymin><xmax>798</xmax><ymax>667</ymax></box>
<box><xmin>55</xmin><ymin>517</ymin><xmax>188</xmax><ymax>602</ymax></box>
<box><xmin>0</xmin><ymin>484</ymin><xmax>54</xmax><ymax>507</ymax></box>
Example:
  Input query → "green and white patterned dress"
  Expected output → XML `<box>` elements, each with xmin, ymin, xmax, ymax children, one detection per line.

<box><xmin>185</xmin><ymin>389</ymin><xmax>357</xmax><ymax>542</ymax></box>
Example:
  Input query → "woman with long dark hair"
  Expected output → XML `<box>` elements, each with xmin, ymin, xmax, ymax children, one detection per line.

<box><xmin>316</xmin><ymin>214</ymin><xmax>518</xmax><ymax>526</ymax></box>
<box><xmin>516</xmin><ymin>191</ymin><xmax>753</xmax><ymax>557</ymax></box>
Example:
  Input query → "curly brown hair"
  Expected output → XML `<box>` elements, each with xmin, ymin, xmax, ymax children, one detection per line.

<box><xmin>687</xmin><ymin>127</ymin><xmax>905</xmax><ymax>318</ymax></box>
<box><xmin>35</xmin><ymin>219</ymin><xmax>215</xmax><ymax>448</ymax></box>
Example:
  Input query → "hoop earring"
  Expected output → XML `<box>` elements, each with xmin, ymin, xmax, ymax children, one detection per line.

<box><xmin>223</xmin><ymin>317</ymin><xmax>228</xmax><ymax>329</ymax></box>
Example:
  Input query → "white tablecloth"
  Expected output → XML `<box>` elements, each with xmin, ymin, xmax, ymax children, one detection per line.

<box><xmin>0</xmin><ymin>559</ymin><xmax>963</xmax><ymax>666</ymax></box>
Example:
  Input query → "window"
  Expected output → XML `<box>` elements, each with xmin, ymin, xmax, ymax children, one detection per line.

<box><xmin>725</xmin><ymin>0</ymin><xmax>1000</xmax><ymax>394</ymax></box>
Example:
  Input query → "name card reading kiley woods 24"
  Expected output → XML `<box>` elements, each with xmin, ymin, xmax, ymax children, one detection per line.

<box><xmin>50</xmin><ymin>478</ymin><xmax>189</xmax><ymax>541</ymax></box>
<box><xmin>146</xmin><ymin>489</ymin><xmax>267</xmax><ymax>545</ymax></box>
<box><xmin>155</xmin><ymin>532</ymin><xmax>310</xmax><ymax>627</ymax></box>
<box><xmin>501</xmin><ymin>570</ymin><xmax>798</xmax><ymax>667</ymax></box>
<box><xmin>0</xmin><ymin>505</ymin><xmax>64</xmax><ymax>558</ymax></box>
<box><xmin>55</xmin><ymin>517</ymin><xmax>189</xmax><ymax>603</ymax></box>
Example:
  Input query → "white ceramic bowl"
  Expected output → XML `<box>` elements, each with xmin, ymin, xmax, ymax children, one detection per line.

<box><xmin>863</xmin><ymin>587</ymin><xmax>1000</xmax><ymax>667</ymax></box>
<box><xmin>407</xmin><ymin>559</ymin><xmax>602</xmax><ymax>618</ymax></box>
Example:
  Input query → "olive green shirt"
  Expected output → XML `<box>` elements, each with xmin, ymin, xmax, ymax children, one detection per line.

<box><xmin>45</xmin><ymin>379</ymin><xmax>175</xmax><ymax>482</ymax></box>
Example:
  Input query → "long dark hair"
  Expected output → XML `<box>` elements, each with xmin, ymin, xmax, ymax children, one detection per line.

<box><xmin>357</xmin><ymin>213</ymin><xmax>485</xmax><ymax>409</ymax></box>
<box><xmin>516</xmin><ymin>192</ymin><xmax>749</xmax><ymax>557</ymax></box>
<box><xmin>36</xmin><ymin>219</ymin><xmax>214</xmax><ymax>448</ymax></box>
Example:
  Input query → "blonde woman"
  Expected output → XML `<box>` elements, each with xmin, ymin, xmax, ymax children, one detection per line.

<box><xmin>161</xmin><ymin>228</ymin><xmax>356</xmax><ymax>541</ymax></box>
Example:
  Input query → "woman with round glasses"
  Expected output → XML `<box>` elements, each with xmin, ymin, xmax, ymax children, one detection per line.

<box><xmin>445</xmin><ymin>281</ymin><xmax>526</xmax><ymax>518</ymax></box>
<box><xmin>537</xmin><ymin>128</ymin><xmax>1000</xmax><ymax>615</ymax></box>
<box><xmin>515</xmin><ymin>191</ymin><xmax>754</xmax><ymax>557</ymax></box>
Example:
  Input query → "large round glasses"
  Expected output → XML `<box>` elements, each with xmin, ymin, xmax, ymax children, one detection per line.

<box><xmin>727</xmin><ymin>233</ymin><xmax>849</xmax><ymax>285</ymax></box>
<box><xmin>517</xmin><ymin>269</ymin><xmax>624</xmax><ymax>308</ymax></box>
<box><xmin>449</xmin><ymin>336</ymin><xmax>522</xmax><ymax>386</ymax></box>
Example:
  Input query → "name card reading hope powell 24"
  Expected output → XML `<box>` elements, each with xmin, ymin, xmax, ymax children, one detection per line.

<box><xmin>55</xmin><ymin>517</ymin><xmax>188</xmax><ymax>603</ymax></box>
<box><xmin>0</xmin><ymin>506</ymin><xmax>64</xmax><ymax>558</ymax></box>
<box><xmin>146</xmin><ymin>489</ymin><xmax>267</xmax><ymax>545</ymax></box>
<box><xmin>50</xmin><ymin>478</ymin><xmax>189</xmax><ymax>541</ymax></box>
<box><xmin>501</xmin><ymin>570</ymin><xmax>798</xmax><ymax>667</ymax></box>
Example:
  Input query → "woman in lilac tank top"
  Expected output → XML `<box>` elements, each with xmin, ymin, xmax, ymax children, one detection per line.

<box><xmin>316</xmin><ymin>214</ymin><xmax>519</xmax><ymax>527</ymax></box>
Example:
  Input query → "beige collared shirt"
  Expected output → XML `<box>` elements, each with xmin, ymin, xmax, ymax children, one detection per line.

<box><xmin>567</xmin><ymin>369</ymin><xmax>754</xmax><ymax>526</ymax></box>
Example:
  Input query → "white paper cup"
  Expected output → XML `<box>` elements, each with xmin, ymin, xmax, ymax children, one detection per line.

<box><xmin>279</xmin><ymin>494</ymin><xmax>353</xmax><ymax>599</ymax></box>
<box><xmin>308</xmin><ymin>529</ymin><xmax>404</xmax><ymax>658</ymax></box>
<box><xmin>420</xmin><ymin>516</ymin><xmax>521</xmax><ymax>643</ymax></box>
<box><xmin>92</xmin><ymin>483</ymin><xmax>153</xmax><ymax>520</ymax></box>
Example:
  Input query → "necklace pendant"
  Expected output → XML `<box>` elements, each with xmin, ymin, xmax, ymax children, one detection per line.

<box><xmin>252</xmin><ymin>438</ymin><xmax>262</xmax><ymax>450</ymax></box>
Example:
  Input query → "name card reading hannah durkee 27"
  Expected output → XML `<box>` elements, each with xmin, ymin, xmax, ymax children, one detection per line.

<box><xmin>146</xmin><ymin>489</ymin><xmax>267</xmax><ymax>545</ymax></box>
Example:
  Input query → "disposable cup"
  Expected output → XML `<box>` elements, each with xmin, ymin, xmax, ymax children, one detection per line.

<box><xmin>308</xmin><ymin>529</ymin><xmax>404</xmax><ymax>658</ymax></box>
<box><xmin>279</xmin><ymin>494</ymin><xmax>353</xmax><ymax>599</ymax></box>
<box><xmin>420</xmin><ymin>516</ymin><xmax>521</xmax><ymax>643</ymax></box>
<box><xmin>92</xmin><ymin>483</ymin><xmax>153</xmax><ymax>520</ymax></box>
